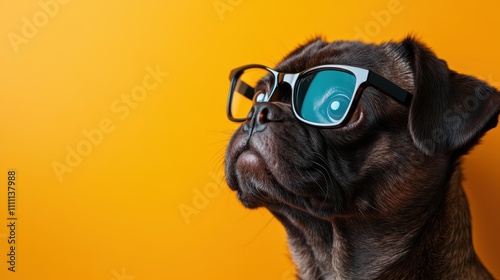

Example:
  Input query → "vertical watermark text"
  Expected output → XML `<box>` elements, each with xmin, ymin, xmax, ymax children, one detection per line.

<box><xmin>6</xmin><ymin>170</ymin><xmax>17</xmax><ymax>272</ymax></box>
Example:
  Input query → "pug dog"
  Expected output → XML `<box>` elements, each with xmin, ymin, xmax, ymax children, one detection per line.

<box><xmin>224</xmin><ymin>36</ymin><xmax>499</xmax><ymax>279</ymax></box>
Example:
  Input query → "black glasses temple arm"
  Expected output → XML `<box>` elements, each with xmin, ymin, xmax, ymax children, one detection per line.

<box><xmin>235</xmin><ymin>81</ymin><xmax>255</xmax><ymax>100</ymax></box>
<box><xmin>367</xmin><ymin>71</ymin><xmax>412</xmax><ymax>105</ymax></box>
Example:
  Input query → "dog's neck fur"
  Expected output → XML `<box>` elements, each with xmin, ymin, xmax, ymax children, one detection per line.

<box><xmin>273</xmin><ymin>167</ymin><xmax>492</xmax><ymax>280</ymax></box>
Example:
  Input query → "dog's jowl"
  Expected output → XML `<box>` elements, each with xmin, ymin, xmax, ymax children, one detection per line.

<box><xmin>225</xmin><ymin>36</ymin><xmax>499</xmax><ymax>279</ymax></box>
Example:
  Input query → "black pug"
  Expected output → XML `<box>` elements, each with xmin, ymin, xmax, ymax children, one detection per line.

<box><xmin>225</xmin><ymin>36</ymin><xmax>499</xmax><ymax>279</ymax></box>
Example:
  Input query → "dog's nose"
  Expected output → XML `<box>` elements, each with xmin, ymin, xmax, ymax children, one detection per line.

<box><xmin>243</xmin><ymin>103</ymin><xmax>284</xmax><ymax>135</ymax></box>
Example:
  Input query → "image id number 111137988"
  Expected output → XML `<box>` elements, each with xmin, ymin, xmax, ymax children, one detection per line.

<box><xmin>7</xmin><ymin>170</ymin><xmax>17</xmax><ymax>272</ymax></box>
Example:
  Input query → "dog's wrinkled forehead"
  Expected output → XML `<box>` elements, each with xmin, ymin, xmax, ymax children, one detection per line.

<box><xmin>275</xmin><ymin>39</ymin><xmax>415</xmax><ymax>92</ymax></box>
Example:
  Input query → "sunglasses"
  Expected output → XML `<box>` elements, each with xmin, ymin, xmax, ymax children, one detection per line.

<box><xmin>227</xmin><ymin>64</ymin><xmax>413</xmax><ymax>127</ymax></box>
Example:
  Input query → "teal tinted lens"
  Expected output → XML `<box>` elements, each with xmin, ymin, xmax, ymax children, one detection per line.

<box><xmin>296</xmin><ymin>70</ymin><xmax>356</xmax><ymax>125</ymax></box>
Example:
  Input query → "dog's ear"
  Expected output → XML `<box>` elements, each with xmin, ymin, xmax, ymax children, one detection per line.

<box><xmin>400</xmin><ymin>36</ymin><xmax>500</xmax><ymax>155</ymax></box>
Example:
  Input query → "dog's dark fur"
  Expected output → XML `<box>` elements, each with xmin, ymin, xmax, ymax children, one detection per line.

<box><xmin>225</xmin><ymin>36</ymin><xmax>499</xmax><ymax>279</ymax></box>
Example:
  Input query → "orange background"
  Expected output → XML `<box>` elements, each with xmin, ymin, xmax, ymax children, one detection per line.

<box><xmin>0</xmin><ymin>0</ymin><xmax>499</xmax><ymax>279</ymax></box>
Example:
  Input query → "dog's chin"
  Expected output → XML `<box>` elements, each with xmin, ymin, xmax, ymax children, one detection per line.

<box><xmin>236</xmin><ymin>192</ymin><xmax>263</xmax><ymax>209</ymax></box>
<box><xmin>231</xmin><ymin>150</ymin><xmax>340</xmax><ymax>217</ymax></box>
<box><xmin>232</xmin><ymin>150</ymin><xmax>275</xmax><ymax>208</ymax></box>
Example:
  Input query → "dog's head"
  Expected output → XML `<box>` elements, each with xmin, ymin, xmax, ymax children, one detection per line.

<box><xmin>225</xmin><ymin>37</ymin><xmax>500</xmax><ymax>219</ymax></box>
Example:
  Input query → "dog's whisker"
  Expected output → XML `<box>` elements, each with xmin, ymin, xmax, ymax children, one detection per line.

<box><xmin>310</xmin><ymin>159</ymin><xmax>333</xmax><ymax>197</ymax></box>
<box><xmin>308</xmin><ymin>167</ymin><xmax>328</xmax><ymax>198</ymax></box>
<box><xmin>242</xmin><ymin>216</ymin><xmax>275</xmax><ymax>247</ymax></box>
<box><xmin>308</xmin><ymin>152</ymin><xmax>337</xmax><ymax>200</ymax></box>
<box><xmin>294</xmin><ymin>165</ymin><xmax>328</xmax><ymax>199</ymax></box>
